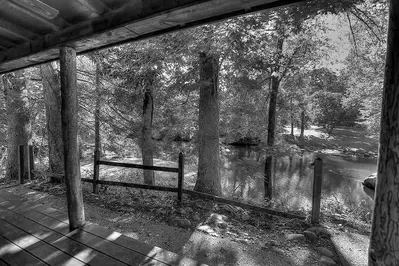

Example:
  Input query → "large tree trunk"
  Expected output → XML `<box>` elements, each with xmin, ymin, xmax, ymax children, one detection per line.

<box><xmin>264</xmin><ymin>75</ymin><xmax>280</xmax><ymax>199</ymax></box>
<box><xmin>142</xmin><ymin>87</ymin><xmax>154</xmax><ymax>185</ymax></box>
<box><xmin>40</xmin><ymin>63</ymin><xmax>64</xmax><ymax>176</ymax></box>
<box><xmin>3</xmin><ymin>70</ymin><xmax>31</xmax><ymax>180</ymax></box>
<box><xmin>369</xmin><ymin>1</ymin><xmax>399</xmax><ymax>264</ymax></box>
<box><xmin>194</xmin><ymin>51</ymin><xmax>222</xmax><ymax>196</ymax></box>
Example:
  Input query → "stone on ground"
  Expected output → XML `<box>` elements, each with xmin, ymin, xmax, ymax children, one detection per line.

<box><xmin>170</xmin><ymin>218</ymin><xmax>191</xmax><ymax>228</ymax></box>
<box><xmin>320</xmin><ymin>256</ymin><xmax>336</xmax><ymax>265</ymax></box>
<box><xmin>286</xmin><ymin>234</ymin><xmax>305</xmax><ymax>241</ymax></box>
<box><xmin>307</xmin><ymin>227</ymin><xmax>331</xmax><ymax>236</ymax></box>
<box><xmin>303</xmin><ymin>230</ymin><xmax>317</xmax><ymax>242</ymax></box>
<box><xmin>317</xmin><ymin>247</ymin><xmax>334</xmax><ymax>258</ymax></box>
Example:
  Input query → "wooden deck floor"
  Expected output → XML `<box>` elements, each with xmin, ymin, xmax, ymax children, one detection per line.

<box><xmin>0</xmin><ymin>189</ymin><xmax>203</xmax><ymax>266</ymax></box>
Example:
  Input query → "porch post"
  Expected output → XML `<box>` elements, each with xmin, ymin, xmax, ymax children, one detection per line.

<box><xmin>60</xmin><ymin>46</ymin><xmax>85</xmax><ymax>230</ymax></box>
<box><xmin>369</xmin><ymin>0</ymin><xmax>399</xmax><ymax>264</ymax></box>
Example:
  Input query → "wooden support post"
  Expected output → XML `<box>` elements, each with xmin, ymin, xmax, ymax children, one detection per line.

<box><xmin>18</xmin><ymin>145</ymin><xmax>24</xmax><ymax>184</ymax></box>
<box><xmin>60</xmin><ymin>46</ymin><xmax>85</xmax><ymax>230</ymax></box>
<box><xmin>311</xmin><ymin>157</ymin><xmax>322</xmax><ymax>224</ymax></box>
<box><xmin>29</xmin><ymin>145</ymin><xmax>34</xmax><ymax>179</ymax></box>
<box><xmin>177</xmin><ymin>152</ymin><xmax>184</xmax><ymax>202</ymax></box>
<box><xmin>93</xmin><ymin>150</ymin><xmax>100</xmax><ymax>194</ymax></box>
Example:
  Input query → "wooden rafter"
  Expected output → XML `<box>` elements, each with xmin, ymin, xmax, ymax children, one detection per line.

<box><xmin>0</xmin><ymin>0</ymin><xmax>64</xmax><ymax>30</ymax></box>
<box><xmin>8</xmin><ymin>0</ymin><xmax>59</xmax><ymax>19</ymax></box>
<box><xmin>0</xmin><ymin>18</ymin><xmax>39</xmax><ymax>41</ymax></box>
<box><xmin>76</xmin><ymin>0</ymin><xmax>112</xmax><ymax>16</ymax></box>
<box><xmin>0</xmin><ymin>38</ymin><xmax>17</xmax><ymax>49</ymax></box>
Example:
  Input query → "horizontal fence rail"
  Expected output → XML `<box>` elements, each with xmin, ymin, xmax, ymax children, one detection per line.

<box><xmin>183</xmin><ymin>190</ymin><xmax>305</xmax><ymax>220</ymax></box>
<box><xmin>81</xmin><ymin>178</ymin><xmax>179</xmax><ymax>193</ymax></box>
<box><xmin>92</xmin><ymin>152</ymin><xmax>184</xmax><ymax>202</ymax></box>
<box><xmin>97</xmin><ymin>160</ymin><xmax>179</xmax><ymax>173</ymax></box>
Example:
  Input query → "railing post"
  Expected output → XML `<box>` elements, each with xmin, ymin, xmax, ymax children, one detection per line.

<box><xmin>311</xmin><ymin>157</ymin><xmax>323</xmax><ymax>224</ymax></box>
<box><xmin>177</xmin><ymin>152</ymin><xmax>184</xmax><ymax>202</ymax></box>
<box><xmin>18</xmin><ymin>145</ymin><xmax>25</xmax><ymax>184</ymax></box>
<box><xmin>93</xmin><ymin>150</ymin><xmax>100</xmax><ymax>194</ymax></box>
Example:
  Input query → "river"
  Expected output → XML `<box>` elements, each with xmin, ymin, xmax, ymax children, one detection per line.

<box><xmin>220</xmin><ymin>145</ymin><xmax>376</xmax><ymax>214</ymax></box>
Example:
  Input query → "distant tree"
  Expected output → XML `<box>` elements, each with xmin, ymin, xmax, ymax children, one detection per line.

<box><xmin>309</xmin><ymin>68</ymin><xmax>359</xmax><ymax>134</ymax></box>
<box><xmin>312</xmin><ymin>91</ymin><xmax>346</xmax><ymax>134</ymax></box>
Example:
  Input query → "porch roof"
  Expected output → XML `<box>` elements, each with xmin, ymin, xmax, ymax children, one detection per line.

<box><xmin>0</xmin><ymin>0</ymin><xmax>302</xmax><ymax>74</ymax></box>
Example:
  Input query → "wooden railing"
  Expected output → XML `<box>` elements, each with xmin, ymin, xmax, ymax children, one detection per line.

<box><xmin>83</xmin><ymin>152</ymin><xmax>185</xmax><ymax>202</ymax></box>
<box><xmin>19</xmin><ymin>148</ymin><xmax>324</xmax><ymax>221</ymax></box>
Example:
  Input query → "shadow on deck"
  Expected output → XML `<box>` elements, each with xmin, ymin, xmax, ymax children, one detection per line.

<box><xmin>0</xmin><ymin>188</ymin><xmax>205</xmax><ymax>266</ymax></box>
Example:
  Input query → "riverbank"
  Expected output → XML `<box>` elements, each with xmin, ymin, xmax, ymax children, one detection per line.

<box><xmin>284</xmin><ymin>126</ymin><xmax>379</xmax><ymax>158</ymax></box>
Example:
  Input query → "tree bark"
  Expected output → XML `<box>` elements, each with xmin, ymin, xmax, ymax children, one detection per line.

<box><xmin>60</xmin><ymin>46</ymin><xmax>85</xmax><ymax>230</ymax></box>
<box><xmin>94</xmin><ymin>61</ymin><xmax>101</xmax><ymax>156</ymax></box>
<box><xmin>264</xmin><ymin>75</ymin><xmax>280</xmax><ymax>199</ymax></box>
<box><xmin>142</xmin><ymin>87</ymin><xmax>154</xmax><ymax>185</ymax></box>
<box><xmin>40</xmin><ymin>63</ymin><xmax>64</xmax><ymax>177</ymax></box>
<box><xmin>299</xmin><ymin>110</ymin><xmax>305</xmax><ymax>147</ymax></box>
<box><xmin>290</xmin><ymin>98</ymin><xmax>294</xmax><ymax>136</ymax></box>
<box><xmin>369</xmin><ymin>1</ymin><xmax>399</xmax><ymax>264</ymax></box>
<box><xmin>194</xmin><ymin>51</ymin><xmax>222</xmax><ymax>196</ymax></box>
<box><xmin>3</xmin><ymin>70</ymin><xmax>31</xmax><ymax>180</ymax></box>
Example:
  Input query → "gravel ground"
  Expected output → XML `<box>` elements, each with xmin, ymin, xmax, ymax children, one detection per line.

<box><xmin>0</xmin><ymin>184</ymin><xmax>370</xmax><ymax>266</ymax></box>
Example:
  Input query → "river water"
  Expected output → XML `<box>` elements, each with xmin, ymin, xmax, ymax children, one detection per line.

<box><xmin>220</xmin><ymin>146</ymin><xmax>377</xmax><ymax>213</ymax></box>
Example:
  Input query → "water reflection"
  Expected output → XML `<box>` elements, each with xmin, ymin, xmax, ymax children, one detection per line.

<box><xmin>220</xmin><ymin>146</ymin><xmax>376</xmax><ymax>212</ymax></box>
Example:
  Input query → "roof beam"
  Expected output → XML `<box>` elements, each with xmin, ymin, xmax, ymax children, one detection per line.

<box><xmin>0</xmin><ymin>18</ymin><xmax>39</xmax><ymax>41</ymax></box>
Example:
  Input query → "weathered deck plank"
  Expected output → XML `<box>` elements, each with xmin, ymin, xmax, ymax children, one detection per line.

<box><xmin>0</xmin><ymin>189</ymin><xmax>205</xmax><ymax>266</ymax></box>
<box><xmin>0</xmin><ymin>208</ymin><xmax>126</xmax><ymax>266</ymax></box>
<box><xmin>0</xmin><ymin>205</ymin><xmax>168</xmax><ymax>266</ymax></box>
<box><xmin>0</xmin><ymin>219</ymin><xmax>86</xmax><ymax>266</ymax></box>
<box><xmin>0</xmin><ymin>235</ymin><xmax>47</xmax><ymax>266</ymax></box>
<box><xmin>0</xmin><ymin>190</ymin><xmax>204</xmax><ymax>266</ymax></box>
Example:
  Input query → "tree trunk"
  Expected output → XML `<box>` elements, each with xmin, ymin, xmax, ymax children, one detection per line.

<box><xmin>3</xmin><ymin>70</ymin><xmax>31</xmax><ymax>180</ymax></box>
<box><xmin>369</xmin><ymin>1</ymin><xmax>399</xmax><ymax>264</ymax></box>
<box><xmin>40</xmin><ymin>63</ymin><xmax>64</xmax><ymax>177</ymax></box>
<box><xmin>142</xmin><ymin>87</ymin><xmax>154</xmax><ymax>185</ymax></box>
<box><xmin>290</xmin><ymin>98</ymin><xmax>294</xmax><ymax>136</ymax></box>
<box><xmin>94</xmin><ymin>61</ymin><xmax>101</xmax><ymax>156</ymax></box>
<box><xmin>194</xmin><ymin>51</ymin><xmax>222</xmax><ymax>196</ymax></box>
<box><xmin>299</xmin><ymin>110</ymin><xmax>305</xmax><ymax>147</ymax></box>
<box><xmin>264</xmin><ymin>75</ymin><xmax>280</xmax><ymax>199</ymax></box>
